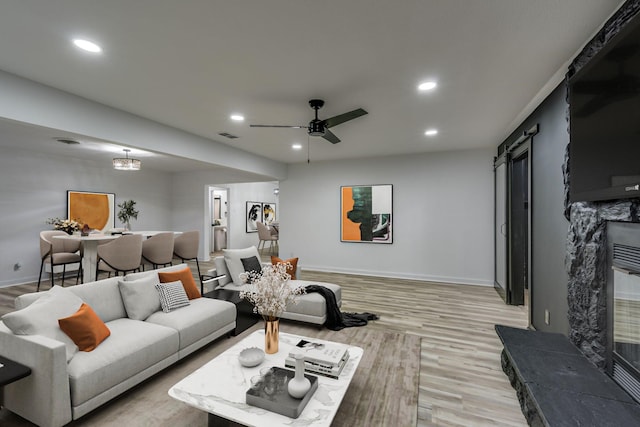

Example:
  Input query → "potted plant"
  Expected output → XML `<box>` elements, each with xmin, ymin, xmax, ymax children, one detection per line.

<box><xmin>117</xmin><ymin>200</ymin><xmax>139</xmax><ymax>231</ymax></box>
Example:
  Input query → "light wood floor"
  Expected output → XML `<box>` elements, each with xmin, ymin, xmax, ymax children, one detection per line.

<box><xmin>0</xmin><ymin>256</ymin><xmax>528</xmax><ymax>426</ymax></box>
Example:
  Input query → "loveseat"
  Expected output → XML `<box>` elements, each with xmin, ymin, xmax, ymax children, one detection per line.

<box><xmin>0</xmin><ymin>264</ymin><xmax>236</xmax><ymax>427</ymax></box>
<box><xmin>212</xmin><ymin>246</ymin><xmax>342</xmax><ymax>325</ymax></box>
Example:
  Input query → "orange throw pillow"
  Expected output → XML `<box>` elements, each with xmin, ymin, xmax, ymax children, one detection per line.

<box><xmin>271</xmin><ymin>256</ymin><xmax>299</xmax><ymax>280</ymax></box>
<box><xmin>159</xmin><ymin>267</ymin><xmax>201</xmax><ymax>300</ymax></box>
<box><xmin>58</xmin><ymin>303</ymin><xmax>111</xmax><ymax>352</ymax></box>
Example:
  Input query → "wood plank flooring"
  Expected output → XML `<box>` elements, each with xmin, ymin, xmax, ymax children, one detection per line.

<box><xmin>0</xmin><ymin>256</ymin><xmax>528</xmax><ymax>426</ymax></box>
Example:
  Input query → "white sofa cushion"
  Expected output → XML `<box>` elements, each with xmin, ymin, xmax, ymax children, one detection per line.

<box><xmin>223</xmin><ymin>246</ymin><xmax>260</xmax><ymax>285</ymax></box>
<box><xmin>67</xmin><ymin>277</ymin><xmax>127</xmax><ymax>322</ymax></box>
<box><xmin>2</xmin><ymin>285</ymin><xmax>82</xmax><ymax>361</ymax></box>
<box><xmin>67</xmin><ymin>318</ymin><xmax>179</xmax><ymax>407</ymax></box>
<box><xmin>146</xmin><ymin>298</ymin><xmax>236</xmax><ymax>350</ymax></box>
<box><xmin>218</xmin><ymin>279</ymin><xmax>341</xmax><ymax>320</ymax></box>
<box><xmin>118</xmin><ymin>275</ymin><xmax>161</xmax><ymax>321</ymax></box>
<box><xmin>288</xmin><ymin>280</ymin><xmax>342</xmax><ymax>317</ymax></box>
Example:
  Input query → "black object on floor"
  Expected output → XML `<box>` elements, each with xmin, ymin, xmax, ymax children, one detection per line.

<box><xmin>495</xmin><ymin>324</ymin><xmax>640</xmax><ymax>427</ymax></box>
<box><xmin>305</xmin><ymin>285</ymin><xmax>378</xmax><ymax>331</ymax></box>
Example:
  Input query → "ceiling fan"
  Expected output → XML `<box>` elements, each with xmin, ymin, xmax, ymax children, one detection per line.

<box><xmin>249</xmin><ymin>99</ymin><xmax>368</xmax><ymax>144</ymax></box>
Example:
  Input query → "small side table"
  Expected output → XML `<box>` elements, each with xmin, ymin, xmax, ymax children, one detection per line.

<box><xmin>203</xmin><ymin>288</ymin><xmax>258</xmax><ymax>336</ymax></box>
<box><xmin>0</xmin><ymin>355</ymin><xmax>31</xmax><ymax>408</ymax></box>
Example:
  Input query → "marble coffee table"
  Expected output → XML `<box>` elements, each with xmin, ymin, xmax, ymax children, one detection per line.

<box><xmin>168</xmin><ymin>329</ymin><xmax>363</xmax><ymax>426</ymax></box>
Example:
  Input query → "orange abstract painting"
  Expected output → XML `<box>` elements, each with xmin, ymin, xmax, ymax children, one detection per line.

<box><xmin>68</xmin><ymin>191</ymin><xmax>115</xmax><ymax>232</ymax></box>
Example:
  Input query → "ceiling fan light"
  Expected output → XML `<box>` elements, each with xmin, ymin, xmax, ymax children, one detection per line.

<box><xmin>308</xmin><ymin>120</ymin><xmax>325</xmax><ymax>136</ymax></box>
<box><xmin>113</xmin><ymin>149</ymin><xmax>141</xmax><ymax>170</ymax></box>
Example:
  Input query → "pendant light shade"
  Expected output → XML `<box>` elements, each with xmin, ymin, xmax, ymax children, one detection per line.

<box><xmin>113</xmin><ymin>149</ymin><xmax>141</xmax><ymax>171</ymax></box>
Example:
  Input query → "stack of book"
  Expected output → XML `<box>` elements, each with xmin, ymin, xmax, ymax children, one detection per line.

<box><xmin>285</xmin><ymin>340</ymin><xmax>350</xmax><ymax>379</ymax></box>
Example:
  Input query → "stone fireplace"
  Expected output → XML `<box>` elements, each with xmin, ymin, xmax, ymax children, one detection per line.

<box><xmin>564</xmin><ymin>0</ymin><xmax>640</xmax><ymax>374</ymax></box>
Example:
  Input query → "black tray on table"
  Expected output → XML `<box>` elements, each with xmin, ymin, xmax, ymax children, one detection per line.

<box><xmin>246</xmin><ymin>367</ymin><xmax>318</xmax><ymax>418</ymax></box>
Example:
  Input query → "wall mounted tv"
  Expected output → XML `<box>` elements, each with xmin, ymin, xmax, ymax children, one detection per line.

<box><xmin>569</xmin><ymin>14</ymin><xmax>640</xmax><ymax>203</ymax></box>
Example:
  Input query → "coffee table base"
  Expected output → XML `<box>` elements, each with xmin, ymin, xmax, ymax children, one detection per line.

<box><xmin>209</xmin><ymin>413</ymin><xmax>243</xmax><ymax>426</ymax></box>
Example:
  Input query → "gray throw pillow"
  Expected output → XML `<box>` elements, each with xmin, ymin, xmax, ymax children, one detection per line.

<box><xmin>2</xmin><ymin>285</ymin><xmax>82</xmax><ymax>361</ymax></box>
<box><xmin>118</xmin><ymin>274</ymin><xmax>162</xmax><ymax>320</ymax></box>
<box><xmin>155</xmin><ymin>281</ymin><xmax>190</xmax><ymax>313</ymax></box>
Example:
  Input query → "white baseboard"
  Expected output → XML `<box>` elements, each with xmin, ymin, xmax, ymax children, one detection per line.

<box><xmin>300</xmin><ymin>265</ymin><xmax>493</xmax><ymax>287</ymax></box>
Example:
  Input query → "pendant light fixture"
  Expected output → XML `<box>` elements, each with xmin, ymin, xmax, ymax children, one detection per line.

<box><xmin>113</xmin><ymin>149</ymin><xmax>141</xmax><ymax>171</ymax></box>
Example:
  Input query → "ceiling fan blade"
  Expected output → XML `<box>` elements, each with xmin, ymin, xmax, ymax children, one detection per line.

<box><xmin>322</xmin><ymin>128</ymin><xmax>341</xmax><ymax>144</ymax></box>
<box><xmin>249</xmin><ymin>124</ymin><xmax>307</xmax><ymax>129</ymax></box>
<box><xmin>324</xmin><ymin>108</ymin><xmax>368</xmax><ymax>128</ymax></box>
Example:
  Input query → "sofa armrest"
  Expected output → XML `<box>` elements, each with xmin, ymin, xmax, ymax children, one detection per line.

<box><xmin>0</xmin><ymin>322</ymin><xmax>72</xmax><ymax>427</ymax></box>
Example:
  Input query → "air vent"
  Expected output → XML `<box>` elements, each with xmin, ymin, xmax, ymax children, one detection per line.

<box><xmin>613</xmin><ymin>243</ymin><xmax>640</xmax><ymax>272</ymax></box>
<box><xmin>55</xmin><ymin>138</ymin><xmax>80</xmax><ymax>145</ymax></box>
<box><xmin>218</xmin><ymin>132</ymin><xmax>239</xmax><ymax>139</ymax></box>
<box><xmin>613</xmin><ymin>361</ymin><xmax>640</xmax><ymax>403</ymax></box>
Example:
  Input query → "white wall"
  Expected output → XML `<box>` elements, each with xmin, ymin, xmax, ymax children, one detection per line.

<box><xmin>225</xmin><ymin>182</ymin><xmax>279</xmax><ymax>250</ymax></box>
<box><xmin>279</xmin><ymin>149</ymin><xmax>495</xmax><ymax>286</ymax></box>
<box><xmin>0</xmin><ymin>146</ymin><xmax>173</xmax><ymax>286</ymax></box>
<box><xmin>171</xmin><ymin>171</ymin><xmax>278</xmax><ymax>260</ymax></box>
<box><xmin>0</xmin><ymin>147</ymin><xmax>279</xmax><ymax>287</ymax></box>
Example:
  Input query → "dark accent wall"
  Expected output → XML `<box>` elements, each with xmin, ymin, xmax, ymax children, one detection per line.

<box><xmin>500</xmin><ymin>84</ymin><xmax>570</xmax><ymax>333</ymax></box>
<box><xmin>498</xmin><ymin>0</ymin><xmax>640</xmax><ymax>368</ymax></box>
<box><xmin>563</xmin><ymin>0</ymin><xmax>640</xmax><ymax>368</ymax></box>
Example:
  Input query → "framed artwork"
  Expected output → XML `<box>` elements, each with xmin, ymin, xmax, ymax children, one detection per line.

<box><xmin>263</xmin><ymin>203</ymin><xmax>276</xmax><ymax>225</ymax></box>
<box><xmin>246</xmin><ymin>201</ymin><xmax>262</xmax><ymax>233</ymax></box>
<box><xmin>341</xmin><ymin>184</ymin><xmax>393</xmax><ymax>243</ymax></box>
<box><xmin>67</xmin><ymin>191</ymin><xmax>116</xmax><ymax>232</ymax></box>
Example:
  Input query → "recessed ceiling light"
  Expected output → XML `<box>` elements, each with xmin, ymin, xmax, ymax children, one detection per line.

<box><xmin>73</xmin><ymin>39</ymin><xmax>102</xmax><ymax>53</ymax></box>
<box><xmin>230</xmin><ymin>114</ymin><xmax>244</xmax><ymax>122</ymax></box>
<box><xmin>425</xmin><ymin>129</ymin><xmax>438</xmax><ymax>136</ymax></box>
<box><xmin>418</xmin><ymin>81</ymin><xmax>437</xmax><ymax>91</ymax></box>
<box><xmin>292</xmin><ymin>143</ymin><xmax>302</xmax><ymax>150</ymax></box>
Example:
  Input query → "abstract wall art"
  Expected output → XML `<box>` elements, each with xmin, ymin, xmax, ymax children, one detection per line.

<box><xmin>262</xmin><ymin>203</ymin><xmax>276</xmax><ymax>225</ymax></box>
<box><xmin>246</xmin><ymin>201</ymin><xmax>262</xmax><ymax>233</ymax></box>
<box><xmin>67</xmin><ymin>191</ymin><xmax>115</xmax><ymax>232</ymax></box>
<box><xmin>341</xmin><ymin>184</ymin><xmax>392</xmax><ymax>243</ymax></box>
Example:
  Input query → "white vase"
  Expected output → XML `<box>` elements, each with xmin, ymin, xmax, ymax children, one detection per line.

<box><xmin>288</xmin><ymin>353</ymin><xmax>311</xmax><ymax>398</ymax></box>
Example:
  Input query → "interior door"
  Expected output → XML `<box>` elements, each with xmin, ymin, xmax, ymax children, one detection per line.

<box><xmin>509</xmin><ymin>152</ymin><xmax>529</xmax><ymax>306</ymax></box>
<box><xmin>494</xmin><ymin>160</ymin><xmax>508</xmax><ymax>302</ymax></box>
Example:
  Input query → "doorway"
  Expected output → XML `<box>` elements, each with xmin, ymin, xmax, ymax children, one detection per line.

<box><xmin>509</xmin><ymin>151</ymin><xmax>528</xmax><ymax>307</ymax></box>
<box><xmin>494</xmin><ymin>137</ymin><xmax>532</xmax><ymax>326</ymax></box>
<box><xmin>209</xmin><ymin>187</ymin><xmax>229</xmax><ymax>255</ymax></box>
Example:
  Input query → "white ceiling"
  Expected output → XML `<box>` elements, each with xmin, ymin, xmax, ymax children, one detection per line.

<box><xmin>0</xmin><ymin>0</ymin><xmax>625</xmax><ymax>171</ymax></box>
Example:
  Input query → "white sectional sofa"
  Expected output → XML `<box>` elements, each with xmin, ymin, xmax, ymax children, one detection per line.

<box><xmin>0</xmin><ymin>264</ymin><xmax>236</xmax><ymax>427</ymax></box>
<box><xmin>213</xmin><ymin>246</ymin><xmax>342</xmax><ymax>325</ymax></box>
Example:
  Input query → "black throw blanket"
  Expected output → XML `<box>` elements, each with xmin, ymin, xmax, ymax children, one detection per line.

<box><xmin>305</xmin><ymin>285</ymin><xmax>379</xmax><ymax>331</ymax></box>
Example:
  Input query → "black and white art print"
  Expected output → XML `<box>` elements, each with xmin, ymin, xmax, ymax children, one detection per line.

<box><xmin>246</xmin><ymin>201</ymin><xmax>262</xmax><ymax>233</ymax></box>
